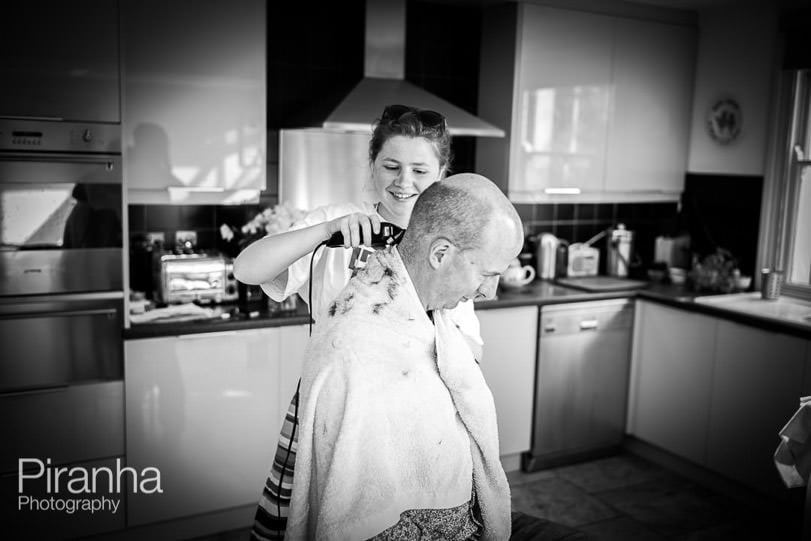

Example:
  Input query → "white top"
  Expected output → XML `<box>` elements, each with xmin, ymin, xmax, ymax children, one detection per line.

<box><xmin>261</xmin><ymin>201</ymin><xmax>482</xmax><ymax>345</ymax></box>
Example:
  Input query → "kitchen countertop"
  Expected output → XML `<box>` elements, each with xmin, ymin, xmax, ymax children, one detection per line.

<box><xmin>123</xmin><ymin>280</ymin><xmax>811</xmax><ymax>340</ymax></box>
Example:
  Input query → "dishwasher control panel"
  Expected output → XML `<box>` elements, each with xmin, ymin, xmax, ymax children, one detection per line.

<box><xmin>540</xmin><ymin>298</ymin><xmax>634</xmax><ymax>335</ymax></box>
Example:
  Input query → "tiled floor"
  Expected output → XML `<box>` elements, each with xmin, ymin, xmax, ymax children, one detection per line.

<box><xmin>193</xmin><ymin>452</ymin><xmax>804</xmax><ymax>540</ymax></box>
<box><xmin>508</xmin><ymin>452</ymin><xmax>803</xmax><ymax>540</ymax></box>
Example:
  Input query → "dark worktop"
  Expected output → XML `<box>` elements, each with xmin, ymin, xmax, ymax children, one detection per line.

<box><xmin>123</xmin><ymin>280</ymin><xmax>811</xmax><ymax>340</ymax></box>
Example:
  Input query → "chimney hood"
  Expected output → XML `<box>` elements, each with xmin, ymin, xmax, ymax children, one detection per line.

<box><xmin>318</xmin><ymin>0</ymin><xmax>505</xmax><ymax>138</ymax></box>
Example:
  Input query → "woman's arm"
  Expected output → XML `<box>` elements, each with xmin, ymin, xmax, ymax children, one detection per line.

<box><xmin>233</xmin><ymin>212</ymin><xmax>381</xmax><ymax>286</ymax></box>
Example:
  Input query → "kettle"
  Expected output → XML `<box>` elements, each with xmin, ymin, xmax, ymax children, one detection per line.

<box><xmin>607</xmin><ymin>224</ymin><xmax>634</xmax><ymax>277</ymax></box>
<box><xmin>535</xmin><ymin>233</ymin><xmax>559</xmax><ymax>279</ymax></box>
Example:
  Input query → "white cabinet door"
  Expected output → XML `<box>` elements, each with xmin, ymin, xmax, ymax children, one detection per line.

<box><xmin>477</xmin><ymin>306</ymin><xmax>538</xmax><ymax>457</ymax></box>
<box><xmin>278</xmin><ymin>324</ymin><xmax>310</xmax><ymax>417</ymax></box>
<box><xmin>125</xmin><ymin>329</ymin><xmax>280</xmax><ymax>525</ymax></box>
<box><xmin>628</xmin><ymin>301</ymin><xmax>716</xmax><ymax>464</ymax></box>
<box><xmin>605</xmin><ymin>18</ymin><xmax>695</xmax><ymax>195</ymax></box>
<box><xmin>122</xmin><ymin>0</ymin><xmax>266</xmax><ymax>203</ymax></box>
<box><xmin>706</xmin><ymin>321</ymin><xmax>806</xmax><ymax>498</ymax></box>
<box><xmin>478</xmin><ymin>4</ymin><xmax>695</xmax><ymax>203</ymax></box>
<box><xmin>511</xmin><ymin>5</ymin><xmax>613</xmax><ymax>198</ymax></box>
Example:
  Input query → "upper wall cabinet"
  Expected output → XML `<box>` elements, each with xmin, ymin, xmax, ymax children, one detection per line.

<box><xmin>122</xmin><ymin>0</ymin><xmax>266</xmax><ymax>204</ymax></box>
<box><xmin>477</xmin><ymin>4</ymin><xmax>696</xmax><ymax>203</ymax></box>
<box><xmin>0</xmin><ymin>0</ymin><xmax>120</xmax><ymax>124</ymax></box>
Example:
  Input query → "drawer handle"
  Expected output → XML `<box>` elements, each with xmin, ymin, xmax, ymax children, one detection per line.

<box><xmin>178</xmin><ymin>330</ymin><xmax>239</xmax><ymax>340</ymax></box>
<box><xmin>0</xmin><ymin>308</ymin><xmax>117</xmax><ymax>321</ymax></box>
<box><xmin>579</xmin><ymin>319</ymin><xmax>599</xmax><ymax>331</ymax></box>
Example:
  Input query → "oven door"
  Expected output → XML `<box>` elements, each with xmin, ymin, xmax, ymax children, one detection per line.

<box><xmin>0</xmin><ymin>152</ymin><xmax>123</xmax><ymax>295</ymax></box>
<box><xmin>0</xmin><ymin>293</ymin><xmax>123</xmax><ymax>393</ymax></box>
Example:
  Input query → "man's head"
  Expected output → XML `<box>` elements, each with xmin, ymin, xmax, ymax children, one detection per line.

<box><xmin>398</xmin><ymin>173</ymin><xmax>524</xmax><ymax>310</ymax></box>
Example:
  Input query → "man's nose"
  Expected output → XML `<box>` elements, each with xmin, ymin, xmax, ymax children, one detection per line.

<box><xmin>478</xmin><ymin>276</ymin><xmax>499</xmax><ymax>299</ymax></box>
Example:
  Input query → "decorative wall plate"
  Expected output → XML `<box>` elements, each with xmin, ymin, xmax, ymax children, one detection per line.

<box><xmin>707</xmin><ymin>98</ymin><xmax>742</xmax><ymax>144</ymax></box>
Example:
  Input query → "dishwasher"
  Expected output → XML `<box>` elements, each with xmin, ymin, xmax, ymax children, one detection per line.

<box><xmin>522</xmin><ymin>298</ymin><xmax>634</xmax><ymax>471</ymax></box>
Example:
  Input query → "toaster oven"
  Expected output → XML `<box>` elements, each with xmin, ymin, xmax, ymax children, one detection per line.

<box><xmin>154</xmin><ymin>253</ymin><xmax>238</xmax><ymax>304</ymax></box>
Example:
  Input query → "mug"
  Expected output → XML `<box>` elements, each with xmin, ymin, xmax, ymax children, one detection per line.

<box><xmin>501</xmin><ymin>258</ymin><xmax>536</xmax><ymax>288</ymax></box>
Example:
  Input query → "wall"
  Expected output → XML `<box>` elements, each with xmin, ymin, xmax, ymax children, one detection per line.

<box><xmin>687</xmin><ymin>5</ymin><xmax>779</xmax><ymax>175</ymax></box>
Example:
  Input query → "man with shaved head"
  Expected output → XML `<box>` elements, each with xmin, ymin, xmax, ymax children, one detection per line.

<box><xmin>285</xmin><ymin>174</ymin><xmax>523</xmax><ymax>541</ymax></box>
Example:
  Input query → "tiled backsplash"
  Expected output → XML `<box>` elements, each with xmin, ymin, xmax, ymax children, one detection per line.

<box><xmin>515</xmin><ymin>201</ymin><xmax>680</xmax><ymax>275</ymax></box>
<box><xmin>129</xmin><ymin>198</ymin><xmax>278</xmax><ymax>257</ymax></box>
<box><xmin>129</xmin><ymin>174</ymin><xmax>763</xmax><ymax>284</ymax></box>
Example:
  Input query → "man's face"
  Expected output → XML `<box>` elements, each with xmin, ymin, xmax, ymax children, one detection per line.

<box><xmin>432</xmin><ymin>225</ymin><xmax>519</xmax><ymax>310</ymax></box>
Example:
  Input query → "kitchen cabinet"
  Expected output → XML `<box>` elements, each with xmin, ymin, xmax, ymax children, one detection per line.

<box><xmin>477</xmin><ymin>4</ymin><xmax>695</xmax><ymax>203</ymax></box>
<box><xmin>125</xmin><ymin>328</ymin><xmax>281</xmax><ymax>526</ymax></box>
<box><xmin>1</xmin><ymin>382</ymin><xmax>124</xmax><ymax>541</ymax></box>
<box><xmin>122</xmin><ymin>0</ymin><xmax>266</xmax><ymax>204</ymax></box>
<box><xmin>278</xmin><ymin>323</ymin><xmax>309</xmax><ymax>416</ymax></box>
<box><xmin>477</xmin><ymin>306</ymin><xmax>538</xmax><ymax>461</ymax></box>
<box><xmin>1</xmin><ymin>456</ymin><xmax>126</xmax><ymax>541</ymax></box>
<box><xmin>604</xmin><ymin>17</ymin><xmax>695</xmax><ymax>195</ymax></box>
<box><xmin>0</xmin><ymin>0</ymin><xmax>120</xmax><ymax>124</ymax></box>
<box><xmin>630</xmin><ymin>299</ymin><xmax>811</xmax><ymax>499</ymax></box>
<box><xmin>628</xmin><ymin>300</ymin><xmax>716</xmax><ymax>465</ymax></box>
<box><xmin>706</xmin><ymin>321</ymin><xmax>806</xmax><ymax>499</ymax></box>
<box><xmin>525</xmin><ymin>299</ymin><xmax>633</xmax><ymax>470</ymax></box>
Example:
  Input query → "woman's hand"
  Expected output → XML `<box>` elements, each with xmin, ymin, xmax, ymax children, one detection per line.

<box><xmin>327</xmin><ymin>213</ymin><xmax>382</xmax><ymax>248</ymax></box>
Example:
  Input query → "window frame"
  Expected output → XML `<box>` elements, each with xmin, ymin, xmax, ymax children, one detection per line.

<box><xmin>760</xmin><ymin>69</ymin><xmax>811</xmax><ymax>300</ymax></box>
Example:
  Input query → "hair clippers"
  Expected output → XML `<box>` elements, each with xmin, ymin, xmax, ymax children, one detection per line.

<box><xmin>326</xmin><ymin>222</ymin><xmax>405</xmax><ymax>249</ymax></box>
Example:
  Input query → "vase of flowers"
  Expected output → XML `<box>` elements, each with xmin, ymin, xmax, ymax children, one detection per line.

<box><xmin>220</xmin><ymin>201</ymin><xmax>307</xmax><ymax>254</ymax></box>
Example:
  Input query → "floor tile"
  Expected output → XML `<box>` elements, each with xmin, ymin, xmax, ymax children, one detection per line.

<box><xmin>511</xmin><ymin>477</ymin><xmax>619</xmax><ymax>528</ymax></box>
<box><xmin>554</xmin><ymin>454</ymin><xmax>668</xmax><ymax>494</ymax></box>
<box><xmin>594</xmin><ymin>475</ymin><xmax>736</xmax><ymax>538</ymax></box>
<box><xmin>507</xmin><ymin>467</ymin><xmax>557</xmax><ymax>487</ymax></box>
<box><xmin>577</xmin><ymin>516</ymin><xmax>667</xmax><ymax>541</ymax></box>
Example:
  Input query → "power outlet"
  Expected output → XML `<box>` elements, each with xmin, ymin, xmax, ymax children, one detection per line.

<box><xmin>175</xmin><ymin>230</ymin><xmax>197</xmax><ymax>248</ymax></box>
<box><xmin>146</xmin><ymin>232</ymin><xmax>165</xmax><ymax>245</ymax></box>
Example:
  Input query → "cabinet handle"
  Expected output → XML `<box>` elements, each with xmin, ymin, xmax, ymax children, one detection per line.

<box><xmin>178</xmin><ymin>330</ymin><xmax>238</xmax><ymax>340</ymax></box>
<box><xmin>544</xmin><ymin>187</ymin><xmax>581</xmax><ymax>195</ymax></box>
<box><xmin>0</xmin><ymin>308</ymin><xmax>117</xmax><ymax>320</ymax></box>
<box><xmin>579</xmin><ymin>319</ymin><xmax>598</xmax><ymax>331</ymax></box>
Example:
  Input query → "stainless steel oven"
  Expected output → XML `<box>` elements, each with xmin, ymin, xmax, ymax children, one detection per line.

<box><xmin>0</xmin><ymin>118</ymin><xmax>124</xmax><ymax>387</ymax></box>
<box><xmin>0</xmin><ymin>119</ymin><xmax>125</xmax><ymax>502</ymax></box>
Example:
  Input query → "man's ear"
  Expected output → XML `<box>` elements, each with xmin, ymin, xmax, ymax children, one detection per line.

<box><xmin>427</xmin><ymin>237</ymin><xmax>454</xmax><ymax>269</ymax></box>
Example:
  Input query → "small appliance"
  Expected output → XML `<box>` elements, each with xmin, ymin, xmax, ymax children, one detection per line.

<box><xmin>607</xmin><ymin>224</ymin><xmax>634</xmax><ymax>277</ymax></box>
<box><xmin>567</xmin><ymin>243</ymin><xmax>600</xmax><ymax>277</ymax></box>
<box><xmin>535</xmin><ymin>233</ymin><xmax>559</xmax><ymax>280</ymax></box>
<box><xmin>154</xmin><ymin>253</ymin><xmax>238</xmax><ymax>304</ymax></box>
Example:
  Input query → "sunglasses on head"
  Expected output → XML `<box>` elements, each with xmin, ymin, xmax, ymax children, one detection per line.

<box><xmin>381</xmin><ymin>104</ymin><xmax>447</xmax><ymax>131</ymax></box>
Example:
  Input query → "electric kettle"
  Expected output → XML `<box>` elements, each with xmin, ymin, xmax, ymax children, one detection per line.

<box><xmin>536</xmin><ymin>233</ymin><xmax>559</xmax><ymax>279</ymax></box>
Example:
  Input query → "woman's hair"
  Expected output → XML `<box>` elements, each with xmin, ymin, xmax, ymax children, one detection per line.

<box><xmin>368</xmin><ymin>105</ymin><xmax>453</xmax><ymax>172</ymax></box>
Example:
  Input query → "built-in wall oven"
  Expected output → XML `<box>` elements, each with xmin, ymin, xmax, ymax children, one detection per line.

<box><xmin>0</xmin><ymin>119</ymin><xmax>126</xmax><ymax>538</ymax></box>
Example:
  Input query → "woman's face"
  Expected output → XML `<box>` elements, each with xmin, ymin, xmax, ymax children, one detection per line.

<box><xmin>371</xmin><ymin>135</ymin><xmax>445</xmax><ymax>227</ymax></box>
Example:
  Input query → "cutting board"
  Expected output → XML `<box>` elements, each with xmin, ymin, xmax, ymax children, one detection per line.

<box><xmin>557</xmin><ymin>276</ymin><xmax>648</xmax><ymax>292</ymax></box>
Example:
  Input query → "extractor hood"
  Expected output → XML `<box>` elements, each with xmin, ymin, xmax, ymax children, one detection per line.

<box><xmin>318</xmin><ymin>0</ymin><xmax>504</xmax><ymax>138</ymax></box>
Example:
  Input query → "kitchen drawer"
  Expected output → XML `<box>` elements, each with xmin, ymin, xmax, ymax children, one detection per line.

<box><xmin>0</xmin><ymin>381</ymin><xmax>124</xmax><ymax>474</ymax></box>
<box><xmin>540</xmin><ymin>298</ymin><xmax>634</xmax><ymax>335</ymax></box>
<box><xmin>1</xmin><ymin>456</ymin><xmax>126</xmax><ymax>540</ymax></box>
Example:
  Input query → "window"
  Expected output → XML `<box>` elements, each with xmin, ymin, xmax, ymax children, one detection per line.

<box><xmin>765</xmin><ymin>69</ymin><xmax>811</xmax><ymax>298</ymax></box>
